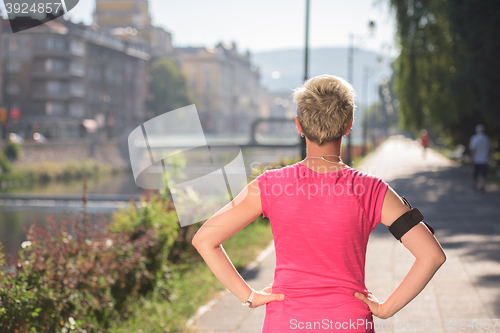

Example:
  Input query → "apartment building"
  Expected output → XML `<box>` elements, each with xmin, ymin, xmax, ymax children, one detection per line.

<box><xmin>93</xmin><ymin>0</ymin><xmax>175</xmax><ymax>60</ymax></box>
<box><xmin>1</xmin><ymin>17</ymin><xmax>150</xmax><ymax>139</ymax></box>
<box><xmin>178</xmin><ymin>42</ymin><xmax>261</xmax><ymax>135</ymax></box>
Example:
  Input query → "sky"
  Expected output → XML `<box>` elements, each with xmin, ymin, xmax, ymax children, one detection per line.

<box><xmin>61</xmin><ymin>0</ymin><xmax>398</xmax><ymax>56</ymax></box>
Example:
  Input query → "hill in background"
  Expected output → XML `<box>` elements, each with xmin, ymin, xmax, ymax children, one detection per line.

<box><xmin>252</xmin><ymin>47</ymin><xmax>394</xmax><ymax>107</ymax></box>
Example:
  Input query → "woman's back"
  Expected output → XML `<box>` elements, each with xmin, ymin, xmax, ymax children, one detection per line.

<box><xmin>192</xmin><ymin>75</ymin><xmax>445</xmax><ymax>333</ymax></box>
<box><xmin>257</xmin><ymin>162</ymin><xmax>389</xmax><ymax>332</ymax></box>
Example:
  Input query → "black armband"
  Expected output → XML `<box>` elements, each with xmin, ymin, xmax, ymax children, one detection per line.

<box><xmin>389</xmin><ymin>196</ymin><xmax>435</xmax><ymax>243</ymax></box>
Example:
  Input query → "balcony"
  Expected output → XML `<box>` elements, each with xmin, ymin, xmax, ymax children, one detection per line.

<box><xmin>32</xmin><ymin>70</ymin><xmax>70</xmax><ymax>79</ymax></box>
<box><xmin>32</xmin><ymin>89</ymin><xmax>69</xmax><ymax>101</ymax></box>
<box><xmin>32</xmin><ymin>48</ymin><xmax>73</xmax><ymax>59</ymax></box>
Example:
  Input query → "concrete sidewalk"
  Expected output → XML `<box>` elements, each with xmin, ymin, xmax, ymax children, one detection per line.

<box><xmin>189</xmin><ymin>135</ymin><xmax>500</xmax><ymax>333</ymax></box>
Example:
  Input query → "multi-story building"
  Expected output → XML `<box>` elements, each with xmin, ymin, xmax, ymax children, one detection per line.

<box><xmin>1</xmin><ymin>17</ymin><xmax>150</xmax><ymax>139</ymax></box>
<box><xmin>93</xmin><ymin>0</ymin><xmax>175</xmax><ymax>60</ymax></box>
<box><xmin>178</xmin><ymin>42</ymin><xmax>261</xmax><ymax>135</ymax></box>
<box><xmin>94</xmin><ymin>0</ymin><xmax>151</xmax><ymax>29</ymax></box>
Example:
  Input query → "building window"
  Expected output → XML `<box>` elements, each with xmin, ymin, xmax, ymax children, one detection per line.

<box><xmin>69</xmin><ymin>61</ymin><xmax>85</xmax><ymax>76</ymax></box>
<box><xmin>7</xmin><ymin>60</ymin><xmax>21</xmax><ymax>73</ymax></box>
<box><xmin>45</xmin><ymin>102</ymin><xmax>64</xmax><ymax>115</ymax></box>
<box><xmin>47</xmin><ymin>81</ymin><xmax>64</xmax><ymax>94</ymax></box>
<box><xmin>46</xmin><ymin>36</ymin><xmax>66</xmax><ymax>50</ymax></box>
<box><xmin>46</xmin><ymin>37</ymin><xmax>54</xmax><ymax>50</ymax></box>
<box><xmin>70</xmin><ymin>82</ymin><xmax>85</xmax><ymax>97</ymax></box>
<box><xmin>69</xmin><ymin>103</ymin><xmax>85</xmax><ymax>118</ymax></box>
<box><xmin>104</xmin><ymin>68</ymin><xmax>114</xmax><ymax>84</ymax></box>
<box><xmin>45</xmin><ymin>59</ymin><xmax>66</xmax><ymax>72</ymax></box>
<box><xmin>7</xmin><ymin>83</ymin><xmax>20</xmax><ymax>95</ymax></box>
<box><xmin>70</xmin><ymin>40</ymin><xmax>85</xmax><ymax>56</ymax></box>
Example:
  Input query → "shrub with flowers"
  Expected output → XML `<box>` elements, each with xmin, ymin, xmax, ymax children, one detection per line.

<box><xmin>0</xmin><ymin>180</ymin><xmax>180</xmax><ymax>332</ymax></box>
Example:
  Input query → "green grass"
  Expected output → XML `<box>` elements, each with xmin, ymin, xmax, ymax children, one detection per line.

<box><xmin>0</xmin><ymin>158</ymin><xmax>113</xmax><ymax>190</ymax></box>
<box><xmin>108</xmin><ymin>218</ymin><xmax>273</xmax><ymax>333</ymax></box>
<box><xmin>351</xmin><ymin>154</ymin><xmax>366</xmax><ymax>169</ymax></box>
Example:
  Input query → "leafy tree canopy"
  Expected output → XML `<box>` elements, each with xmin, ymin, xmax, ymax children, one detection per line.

<box><xmin>389</xmin><ymin>0</ymin><xmax>500</xmax><ymax>146</ymax></box>
<box><xmin>148</xmin><ymin>58</ymin><xmax>195</xmax><ymax>117</ymax></box>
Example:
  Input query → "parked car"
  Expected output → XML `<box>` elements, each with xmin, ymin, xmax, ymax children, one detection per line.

<box><xmin>33</xmin><ymin>132</ymin><xmax>48</xmax><ymax>143</ymax></box>
<box><xmin>9</xmin><ymin>133</ymin><xmax>24</xmax><ymax>144</ymax></box>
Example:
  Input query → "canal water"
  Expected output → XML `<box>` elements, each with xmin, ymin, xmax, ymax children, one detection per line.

<box><xmin>0</xmin><ymin>147</ymin><xmax>302</xmax><ymax>256</ymax></box>
<box><xmin>0</xmin><ymin>171</ymin><xmax>145</xmax><ymax>256</ymax></box>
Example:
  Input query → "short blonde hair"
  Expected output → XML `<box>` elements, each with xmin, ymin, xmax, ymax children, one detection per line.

<box><xmin>293</xmin><ymin>75</ymin><xmax>355</xmax><ymax>146</ymax></box>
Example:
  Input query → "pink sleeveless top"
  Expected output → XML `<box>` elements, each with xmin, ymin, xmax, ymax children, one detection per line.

<box><xmin>256</xmin><ymin>162</ymin><xmax>389</xmax><ymax>332</ymax></box>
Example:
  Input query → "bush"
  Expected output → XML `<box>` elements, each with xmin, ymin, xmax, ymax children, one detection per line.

<box><xmin>109</xmin><ymin>190</ymin><xmax>182</xmax><ymax>296</ymax></box>
<box><xmin>0</xmin><ymin>150</ymin><xmax>12</xmax><ymax>174</ymax></box>
<box><xmin>0</xmin><ymin>159</ymin><xmax>112</xmax><ymax>186</ymax></box>
<box><xmin>0</xmin><ymin>215</ymin><xmax>159</xmax><ymax>332</ymax></box>
<box><xmin>0</xmin><ymin>181</ymin><xmax>167</xmax><ymax>332</ymax></box>
<box><xmin>4</xmin><ymin>142</ymin><xmax>22</xmax><ymax>161</ymax></box>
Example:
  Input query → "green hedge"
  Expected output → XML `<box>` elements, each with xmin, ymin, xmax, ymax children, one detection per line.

<box><xmin>0</xmin><ymin>150</ymin><xmax>12</xmax><ymax>174</ymax></box>
<box><xmin>4</xmin><ymin>142</ymin><xmax>22</xmax><ymax>161</ymax></box>
<box><xmin>0</xmin><ymin>181</ymin><xmax>180</xmax><ymax>332</ymax></box>
<box><xmin>0</xmin><ymin>159</ymin><xmax>112</xmax><ymax>188</ymax></box>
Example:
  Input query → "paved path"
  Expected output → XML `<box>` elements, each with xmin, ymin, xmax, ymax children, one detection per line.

<box><xmin>189</xmin><ymin>135</ymin><xmax>500</xmax><ymax>333</ymax></box>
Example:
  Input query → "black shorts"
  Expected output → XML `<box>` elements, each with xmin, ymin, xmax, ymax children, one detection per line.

<box><xmin>473</xmin><ymin>164</ymin><xmax>488</xmax><ymax>180</ymax></box>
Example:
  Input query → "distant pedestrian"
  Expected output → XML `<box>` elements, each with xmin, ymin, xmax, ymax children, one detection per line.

<box><xmin>469</xmin><ymin>124</ymin><xmax>492</xmax><ymax>191</ymax></box>
<box><xmin>420</xmin><ymin>129</ymin><xmax>430</xmax><ymax>158</ymax></box>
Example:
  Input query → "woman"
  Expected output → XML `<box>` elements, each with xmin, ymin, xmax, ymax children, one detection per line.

<box><xmin>420</xmin><ymin>129</ymin><xmax>430</xmax><ymax>157</ymax></box>
<box><xmin>192</xmin><ymin>75</ymin><xmax>446</xmax><ymax>332</ymax></box>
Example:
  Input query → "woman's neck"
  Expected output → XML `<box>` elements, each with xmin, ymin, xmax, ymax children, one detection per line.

<box><xmin>305</xmin><ymin>138</ymin><xmax>342</xmax><ymax>158</ymax></box>
<box><xmin>300</xmin><ymin>138</ymin><xmax>347</xmax><ymax>173</ymax></box>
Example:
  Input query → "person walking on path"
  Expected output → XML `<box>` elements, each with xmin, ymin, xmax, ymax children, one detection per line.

<box><xmin>469</xmin><ymin>124</ymin><xmax>492</xmax><ymax>192</ymax></box>
<box><xmin>192</xmin><ymin>75</ymin><xmax>446</xmax><ymax>332</ymax></box>
<box><xmin>419</xmin><ymin>129</ymin><xmax>430</xmax><ymax>158</ymax></box>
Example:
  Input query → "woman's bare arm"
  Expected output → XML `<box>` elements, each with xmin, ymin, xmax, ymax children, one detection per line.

<box><xmin>356</xmin><ymin>186</ymin><xmax>446</xmax><ymax>319</ymax></box>
<box><xmin>191</xmin><ymin>178</ymin><xmax>285</xmax><ymax>308</ymax></box>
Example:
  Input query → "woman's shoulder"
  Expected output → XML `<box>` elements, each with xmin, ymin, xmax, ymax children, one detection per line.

<box><xmin>349</xmin><ymin>167</ymin><xmax>389</xmax><ymax>188</ymax></box>
<box><xmin>257</xmin><ymin>162</ymin><xmax>299</xmax><ymax>180</ymax></box>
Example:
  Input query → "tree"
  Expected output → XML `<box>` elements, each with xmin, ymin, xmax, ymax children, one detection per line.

<box><xmin>388</xmin><ymin>0</ymin><xmax>500</xmax><ymax>147</ymax></box>
<box><xmin>148</xmin><ymin>58</ymin><xmax>195</xmax><ymax>117</ymax></box>
<box><xmin>447</xmin><ymin>0</ymin><xmax>500</xmax><ymax>136</ymax></box>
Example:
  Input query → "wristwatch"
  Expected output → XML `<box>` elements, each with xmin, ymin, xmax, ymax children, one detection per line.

<box><xmin>242</xmin><ymin>289</ymin><xmax>256</xmax><ymax>307</ymax></box>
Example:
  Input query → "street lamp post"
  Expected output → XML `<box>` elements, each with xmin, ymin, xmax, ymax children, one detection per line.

<box><xmin>345</xmin><ymin>17</ymin><xmax>376</xmax><ymax>166</ymax></box>
<box><xmin>347</xmin><ymin>33</ymin><xmax>354</xmax><ymax>166</ymax></box>
<box><xmin>362</xmin><ymin>65</ymin><xmax>370</xmax><ymax>156</ymax></box>
<box><xmin>301</xmin><ymin>0</ymin><xmax>310</xmax><ymax>160</ymax></box>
